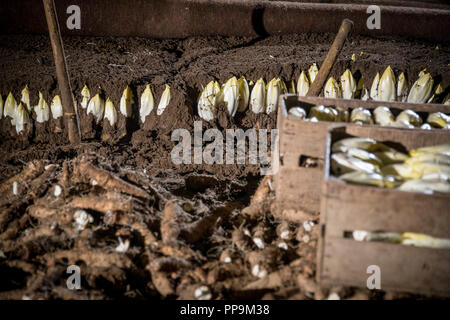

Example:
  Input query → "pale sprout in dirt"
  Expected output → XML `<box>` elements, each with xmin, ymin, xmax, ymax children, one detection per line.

<box><xmin>252</xmin><ymin>264</ymin><xmax>268</xmax><ymax>279</ymax></box>
<box><xmin>253</xmin><ymin>237</ymin><xmax>265</xmax><ymax>249</ymax></box>
<box><xmin>289</xmin><ymin>79</ymin><xmax>296</xmax><ymax>94</ymax></box>
<box><xmin>324</xmin><ymin>77</ymin><xmax>342</xmax><ymax>99</ymax></box>
<box><xmin>220</xmin><ymin>250</ymin><xmax>233</xmax><ymax>263</ymax></box>
<box><xmin>21</xmin><ymin>85</ymin><xmax>31</xmax><ymax>112</ymax></box>
<box><xmin>327</xmin><ymin>292</ymin><xmax>340</xmax><ymax>300</ymax></box>
<box><xmin>278</xmin><ymin>242</ymin><xmax>288</xmax><ymax>250</ymax></box>
<box><xmin>296</xmin><ymin>71</ymin><xmax>310</xmax><ymax>97</ymax></box>
<box><xmin>54</xmin><ymin>184</ymin><xmax>62</xmax><ymax>197</ymax></box>
<box><xmin>120</xmin><ymin>85</ymin><xmax>134</xmax><ymax>117</ymax></box>
<box><xmin>194</xmin><ymin>286</ymin><xmax>212</xmax><ymax>300</ymax></box>
<box><xmin>115</xmin><ymin>237</ymin><xmax>130</xmax><ymax>253</ymax></box>
<box><xmin>340</xmin><ymin>69</ymin><xmax>356</xmax><ymax>99</ymax></box>
<box><xmin>407</xmin><ymin>71</ymin><xmax>433</xmax><ymax>103</ymax></box>
<box><xmin>16</xmin><ymin>103</ymin><xmax>32</xmax><ymax>133</ymax></box>
<box><xmin>4</xmin><ymin>92</ymin><xmax>17</xmax><ymax>119</ymax></box>
<box><xmin>223</xmin><ymin>76</ymin><xmax>240</xmax><ymax>117</ymax></box>
<box><xmin>357</xmin><ymin>77</ymin><xmax>369</xmax><ymax>101</ymax></box>
<box><xmin>104</xmin><ymin>98</ymin><xmax>118</xmax><ymax>126</ymax></box>
<box><xmin>370</xmin><ymin>72</ymin><xmax>380</xmax><ymax>101</ymax></box>
<box><xmin>74</xmin><ymin>209</ymin><xmax>94</xmax><ymax>231</ymax></box>
<box><xmin>12</xmin><ymin>181</ymin><xmax>19</xmax><ymax>196</ymax></box>
<box><xmin>266</xmin><ymin>78</ymin><xmax>284</xmax><ymax>114</ymax></box>
<box><xmin>198</xmin><ymin>80</ymin><xmax>221</xmax><ymax>121</ymax></box>
<box><xmin>378</xmin><ymin>66</ymin><xmax>396</xmax><ymax>102</ymax></box>
<box><xmin>34</xmin><ymin>92</ymin><xmax>50</xmax><ymax>123</ymax></box>
<box><xmin>50</xmin><ymin>95</ymin><xmax>63</xmax><ymax>119</ymax></box>
<box><xmin>397</xmin><ymin>72</ymin><xmax>408</xmax><ymax>102</ymax></box>
<box><xmin>80</xmin><ymin>84</ymin><xmax>90</xmax><ymax>109</ymax></box>
<box><xmin>308</xmin><ymin>63</ymin><xmax>319</xmax><ymax>83</ymax></box>
<box><xmin>280</xmin><ymin>231</ymin><xmax>290</xmax><ymax>240</ymax></box>
<box><xmin>87</xmin><ymin>93</ymin><xmax>105</xmax><ymax>123</ymax></box>
<box><xmin>250</xmin><ymin>78</ymin><xmax>265</xmax><ymax>114</ymax></box>
<box><xmin>237</xmin><ymin>76</ymin><xmax>250</xmax><ymax>112</ymax></box>
<box><xmin>140</xmin><ymin>84</ymin><xmax>154</xmax><ymax>123</ymax></box>
<box><xmin>157</xmin><ymin>84</ymin><xmax>171</xmax><ymax>115</ymax></box>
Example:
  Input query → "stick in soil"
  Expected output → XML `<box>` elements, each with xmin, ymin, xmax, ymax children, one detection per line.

<box><xmin>42</xmin><ymin>0</ymin><xmax>80</xmax><ymax>144</ymax></box>
<box><xmin>307</xmin><ymin>18</ymin><xmax>354</xmax><ymax>97</ymax></box>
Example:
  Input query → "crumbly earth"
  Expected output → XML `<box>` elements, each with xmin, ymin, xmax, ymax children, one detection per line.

<box><xmin>0</xmin><ymin>33</ymin><xmax>448</xmax><ymax>300</ymax></box>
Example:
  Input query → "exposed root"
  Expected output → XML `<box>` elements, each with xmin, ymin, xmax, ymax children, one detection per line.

<box><xmin>241</xmin><ymin>175</ymin><xmax>272</xmax><ymax>218</ymax></box>
<box><xmin>149</xmin><ymin>257</ymin><xmax>192</xmax><ymax>273</ymax></box>
<box><xmin>45</xmin><ymin>250</ymin><xmax>134</xmax><ymax>269</ymax></box>
<box><xmin>68</xmin><ymin>196</ymin><xmax>133</xmax><ymax>213</ymax></box>
<box><xmin>0</xmin><ymin>160</ymin><xmax>45</xmax><ymax>194</ymax></box>
<box><xmin>74</xmin><ymin>161</ymin><xmax>150</xmax><ymax>199</ymax></box>
<box><xmin>150</xmin><ymin>271</ymin><xmax>175</xmax><ymax>297</ymax></box>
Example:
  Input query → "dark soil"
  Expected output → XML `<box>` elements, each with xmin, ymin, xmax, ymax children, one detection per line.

<box><xmin>0</xmin><ymin>33</ymin><xmax>448</xmax><ymax>300</ymax></box>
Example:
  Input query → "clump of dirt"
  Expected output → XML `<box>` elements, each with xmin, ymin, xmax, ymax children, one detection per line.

<box><xmin>0</xmin><ymin>33</ymin><xmax>448</xmax><ymax>300</ymax></box>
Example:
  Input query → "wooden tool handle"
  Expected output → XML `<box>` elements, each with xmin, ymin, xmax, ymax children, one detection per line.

<box><xmin>43</xmin><ymin>0</ymin><xmax>80</xmax><ymax>144</ymax></box>
<box><xmin>306</xmin><ymin>18</ymin><xmax>353</xmax><ymax>97</ymax></box>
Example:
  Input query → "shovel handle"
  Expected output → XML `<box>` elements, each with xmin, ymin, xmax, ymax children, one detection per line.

<box><xmin>307</xmin><ymin>18</ymin><xmax>354</xmax><ymax>97</ymax></box>
<box><xmin>42</xmin><ymin>0</ymin><xmax>81</xmax><ymax>144</ymax></box>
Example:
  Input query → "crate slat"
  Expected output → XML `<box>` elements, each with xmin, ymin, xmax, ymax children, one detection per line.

<box><xmin>321</xmin><ymin>238</ymin><xmax>450</xmax><ymax>297</ymax></box>
<box><xmin>322</xmin><ymin>179</ymin><xmax>450</xmax><ymax>238</ymax></box>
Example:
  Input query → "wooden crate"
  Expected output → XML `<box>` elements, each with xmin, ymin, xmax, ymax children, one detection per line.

<box><xmin>317</xmin><ymin>126</ymin><xmax>450</xmax><ymax>297</ymax></box>
<box><xmin>274</xmin><ymin>94</ymin><xmax>450</xmax><ymax>220</ymax></box>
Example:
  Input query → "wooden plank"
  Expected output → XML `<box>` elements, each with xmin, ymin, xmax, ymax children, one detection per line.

<box><xmin>323</xmin><ymin>179</ymin><xmax>450</xmax><ymax>238</ymax></box>
<box><xmin>320</xmin><ymin>238</ymin><xmax>450</xmax><ymax>297</ymax></box>
<box><xmin>293</xmin><ymin>95</ymin><xmax>450</xmax><ymax>114</ymax></box>
<box><xmin>275</xmin><ymin>166</ymin><xmax>322</xmax><ymax>213</ymax></box>
<box><xmin>280</xmin><ymin>120</ymin><xmax>330</xmax><ymax>159</ymax></box>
